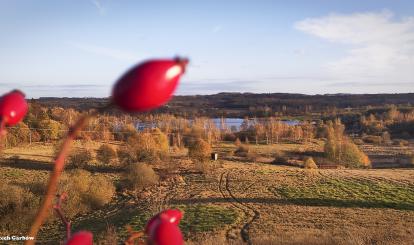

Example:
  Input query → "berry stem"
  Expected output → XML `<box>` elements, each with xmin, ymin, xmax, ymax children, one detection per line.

<box><xmin>26</xmin><ymin>103</ymin><xmax>112</xmax><ymax>245</ymax></box>
<box><xmin>53</xmin><ymin>193</ymin><xmax>71</xmax><ymax>240</ymax></box>
<box><xmin>124</xmin><ymin>226</ymin><xmax>144</xmax><ymax>245</ymax></box>
<box><xmin>0</xmin><ymin>118</ymin><xmax>6</xmax><ymax>153</ymax></box>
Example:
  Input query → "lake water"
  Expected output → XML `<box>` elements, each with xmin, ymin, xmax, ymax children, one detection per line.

<box><xmin>211</xmin><ymin>118</ymin><xmax>300</xmax><ymax>131</ymax></box>
<box><xmin>135</xmin><ymin>118</ymin><xmax>300</xmax><ymax>132</ymax></box>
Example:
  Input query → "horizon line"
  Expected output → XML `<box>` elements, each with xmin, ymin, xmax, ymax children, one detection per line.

<box><xmin>31</xmin><ymin>91</ymin><xmax>414</xmax><ymax>100</ymax></box>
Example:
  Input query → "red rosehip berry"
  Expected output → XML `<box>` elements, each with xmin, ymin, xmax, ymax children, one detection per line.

<box><xmin>0</xmin><ymin>90</ymin><xmax>28</xmax><ymax>126</ymax></box>
<box><xmin>145</xmin><ymin>215</ymin><xmax>160</xmax><ymax>235</ymax></box>
<box><xmin>112</xmin><ymin>57</ymin><xmax>189</xmax><ymax>112</ymax></box>
<box><xmin>159</xmin><ymin>209</ymin><xmax>183</xmax><ymax>226</ymax></box>
<box><xmin>65</xmin><ymin>231</ymin><xmax>93</xmax><ymax>245</ymax></box>
<box><xmin>149</xmin><ymin>220</ymin><xmax>183</xmax><ymax>245</ymax></box>
<box><xmin>145</xmin><ymin>209</ymin><xmax>183</xmax><ymax>235</ymax></box>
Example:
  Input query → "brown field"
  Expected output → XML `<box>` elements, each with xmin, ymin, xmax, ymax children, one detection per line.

<box><xmin>1</xmin><ymin>141</ymin><xmax>414</xmax><ymax>244</ymax></box>
<box><xmin>359</xmin><ymin>144</ymin><xmax>413</xmax><ymax>168</ymax></box>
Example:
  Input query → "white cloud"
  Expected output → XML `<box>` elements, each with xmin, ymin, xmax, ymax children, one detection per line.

<box><xmin>67</xmin><ymin>41</ymin><xmax>139</xmax><ymax>62</ymax></box>
<box><xmin>295</xmin><ymin>10</ymin><xmax>414</xmax><ymax>86</ymax></box>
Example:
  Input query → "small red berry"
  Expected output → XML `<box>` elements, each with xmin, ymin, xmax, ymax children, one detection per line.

<box><xmin>0</xmin><ymin>90</ymin><xmax>28</xmax><ymax>126</ymax></box>
<box><xmin>65</xmin><ymin>231</ymin><xmax>93</xmax><ymax>245</ymax></box>
<box><xmin>112</xmin><ymin>57</ymin><xmax>189</xmax><ymax>112</ymax></box>
<box><xmin>149</xmin><ymin>220</ymin><xmax>183</xmax><ymax>245</ymax></box>
<box><xmin>145</xmin><ymin>209</ymin><xmax>183</xmax><ymax>235</ymax></box>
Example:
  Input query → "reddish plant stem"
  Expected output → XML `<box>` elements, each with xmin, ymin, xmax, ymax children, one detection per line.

<box><xmin>124</xmin><ymin>226</ymin><xmax>144</xmax><ymax>245</ymax></box>
<box><xmin>0</xmin><ymin>118</ymin><xmax>6</xmax><ymax>153</ymax></box>
<box><xmin>26</xmin><ymin>104</ymin><xmax>112</xmax><ymax>245</ymax></box>
<box><xmin>53</xmin><ymin>193</ymin><xmax>71</xmax><ymax>240</ymax></box>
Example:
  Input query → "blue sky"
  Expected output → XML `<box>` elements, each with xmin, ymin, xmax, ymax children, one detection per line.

<box><xmin>1</xmin><ymin>0</ymin><xmax>413</xmax><ymax>98</ymax></box>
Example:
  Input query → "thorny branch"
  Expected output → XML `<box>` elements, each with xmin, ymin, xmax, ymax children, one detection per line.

<box><xmin>53</xmin><ymin>193</ymin><xmax>71</xmax><ymax>240</ymax></box>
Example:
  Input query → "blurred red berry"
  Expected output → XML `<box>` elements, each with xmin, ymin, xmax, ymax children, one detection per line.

<box><xmin>112</xmin><ymin>57</ymin><xmax>189</xmax><ymax>112</ymax></box>
<box><xmin>65</xmin><ymin>231</ymin><xmax>93</xmax><ymax>245</ymax></box>
<box><xmin>145</xmin><ymin>215</ymin><xmax>160</xmax><ymax>235</ymax></box>
<box><xmin>149</xmin><ymin>221</ymin><xmax>183</xmax><ymax>245</ymax></box>
<box><xmin>0</xmin><ymin>90</ymin><xmax>28</xmax><ymax>126</ymax></box>
<box><xmin>145</xmin><ymin>209</ymin><xmax>183</xmax><ymax>235</ymax></box>
<box><xmin>159</xmin><ymin>209</ymin><xmax>183</xmax><ymax>226</ymax></box>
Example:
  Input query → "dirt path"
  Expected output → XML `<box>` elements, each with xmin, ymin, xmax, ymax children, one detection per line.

<box><xmin>219</xmin><ymin>171</ymin><xmax>260</xmax><ymax>245</ymax></box>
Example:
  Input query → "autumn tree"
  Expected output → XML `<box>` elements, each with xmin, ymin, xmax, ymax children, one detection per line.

<box><xmin>4</xmin><ymin>122</ymin><xmax>30</xmax><ymax>147</ymax></box>
<box><xmin>324</xmin><ymin>119</ymin><xmax>370</xmax><ymax>168</ymax></box>
<box><xmin>188</xmin><ymin>138</ymin><xmax>212</xmax><ymax>162</ymax></box>
<box><xmin>38</xmin><ymin>119</ymin><xmax>62</xmax><ymax>142</ymax></box>
<box><xmin>253</xmin><ymin>122</ymin><xmax>266</xmax><ymax>144</ymax></box>
<box><xmin>114</xmin><ymin>123</ymin><xmax>137</xmax><ymax>142</ymax></box>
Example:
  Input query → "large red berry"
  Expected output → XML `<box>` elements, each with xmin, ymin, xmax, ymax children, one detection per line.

<box><xmin>145</xmin><ymin>215</ymin><xmax>160</xmax><ymax>236</ymax></box>
<box><xmin>159</xmin><ymin>209</ymin><xmax>183</xmax><ymax>226</ymax></box>
<box><xmin>149</xmin><ymin>221</ymin><xmax>183</xmax><ymax>245</ymax></box>
<box><xmin>112</xmin><ymin>57</ymin><xmax>188</xmax><ymax>112</ymax></box>
<box><xmin>65</xmin><ymin>231</ymin><xmax>93</xmax><ymax>245</ymax></box>
<box><xmin>0</xmin><ymin>90</ymin><xmax>28</xmax><ymax>126</ymax></box>
<box><xmin>145</xmin><ymin>209</ymin><xmax>183</xmax><ymax>235</ymax></box>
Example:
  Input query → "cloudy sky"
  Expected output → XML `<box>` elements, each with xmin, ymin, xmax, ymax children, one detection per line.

<box><xmin>0</xmin><ymin>0</ymin><xmax>413</xmax><ymax>98</ymax></box>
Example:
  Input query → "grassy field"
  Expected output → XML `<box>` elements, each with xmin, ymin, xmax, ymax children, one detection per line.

<box><xmin>274</xmin><ymin>177</ymin><xmax>414</xmax><ymax>210</ymax></box>
<box><xmin>1</xmin><ymin>141</ymin><xmax>414</xmax><ymax>244</ymax></box>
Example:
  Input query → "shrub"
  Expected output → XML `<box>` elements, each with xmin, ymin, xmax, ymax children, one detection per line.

<box><xmin>0</xmin><ymin>182</ymin><xmax>40</xmax><ymax>233</ymax></box>
<box><xmin>31</xmin><ymin>130</ymin><xmax>41</xmax><ymax>142</ymax></box>
<box><xmin>246</xmin><ymin>151</ymin><xmax>259</xmax><ymax>162</ymax></box>
<box><xmin>92</xmin><ymin>124</ymin><xmax>114</xmax><ymax>142</ymax></box>
<box><xmin>152</xmin><ymin>128</ymin><xmax>170</xmax><ymax>155</ymax></box>
<box><xmin>96</xmin><ymin>225</ymin><xmax>119</xmax><ymax>245</ymax></box>
<box><xmin>195</xmin><ymin>160</ymin><xmax>212</xmax><ymax>174</ymax></box>
<box><xmin>272</xmin><ymin>150</ymin><xmax>288</xmax><ymax>164</ymax></box>
<box><xmin>223</xmin><ymin>133</ymin><xmax>236</xmax><ymax>142</ymax></box>
<box><xmin>409</xmin><ymin>155</ymin><xmax>414</xmax><ymax>167</ymax></box>
<box><xmin>188</xmin><ymin>138</ymin><xmax>212</xmax><ymax>161</ymax></box>
<box><xmin>353</xmin><ymin>138</ymin><xmax>364</xmax><ymax>145</ymax></box>
<box><xmin>27</xmin><ymin>180</ymin><xmax>46</xmax><ymax>195</ymax></box>
<box><xmin>234</xmin><ymin>144</ymin><xmax>250</xmax><ymax>157</ymax></box>
<box><xmin>362</xmin><ymin>135</ymin><xmax>382</xmax><ymax>145</ymax></box>
<box><xmin>4</xmin><ymin>122</ymin><xmax>30</xmax><ymax>147</ymax></box>
<box><xmin>59</xmin><ymin>169</ymin><xmax>115</xmax><ymax>217</ymax></box>
<box><xmin>130</xmin><ymin>132</ymin><xmax>159</xmax><ymax>161</ymax></box>
<box><xmin>96</xmin><ymin>144</ymin><xmax>117</xmax><ymax>165</ymax></box>
<box><xmin>86</xmin><ymin>175</ymin><xmax>116</xmax><ymax>209</ymax></box>
<box><xmin>123</xmin><ymin>129</ymin><xmax>169</xmax><ymax>163</ymax></box>
<box><xmin>166</xmin><ymin>160</ymin><xmax>180</xmax><ymax>173</ymax></box>
<box><xmin>234</xmin><ymin>138</ymin><xmax>242</xmax><ymax>146</ymax></box>
<box><xmin>117</xmin><ymin>147</ymin><xmax>134</xmax><ymax>166</ymax></box>
<box><xmin>303</xmin><ymin>157</ymin><xmax>318</xmax><ymax>169</ymax></box>
<box><xmin>114</xmin><ymin>123</ymin><xmax>137</xmax><ymax>141</ymax></box>
<box><xmin>341</xmin><ymin>142</ymin><xmax>371</xmax><ymax>168</ymax></box>
<box><xmin>123</xmin><ymin>163</ymin><xmax>159</xmax><ymax>191</ymax></box>
<box><xmin>59</xmin><ymin>170</ymin><xmax>90</xmax><ymax>217</ymax></box>
<box><xmin>393</xmin><ymin>139</ymin><xmax>409</xmax><ymax>147</ymax></box>
<box><xmin>69</xmin><ymin>148</ymin><xmax>93</xmax><ymax>168</ymax></box>
<box><xmin>381</xmin><ymin>131</ymin><xmax>391</xmax><ymax>144</ymax></box>
<box><xmin>325</xmin><ymin>139</ymin><xmax>371</xmax><ymax>168</ymax></box>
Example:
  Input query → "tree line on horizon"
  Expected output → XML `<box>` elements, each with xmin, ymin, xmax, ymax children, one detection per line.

<box><xmin>11</xmin><ymin>102</ymin><xmax>414</xmax><ymax>169</ymax></box>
